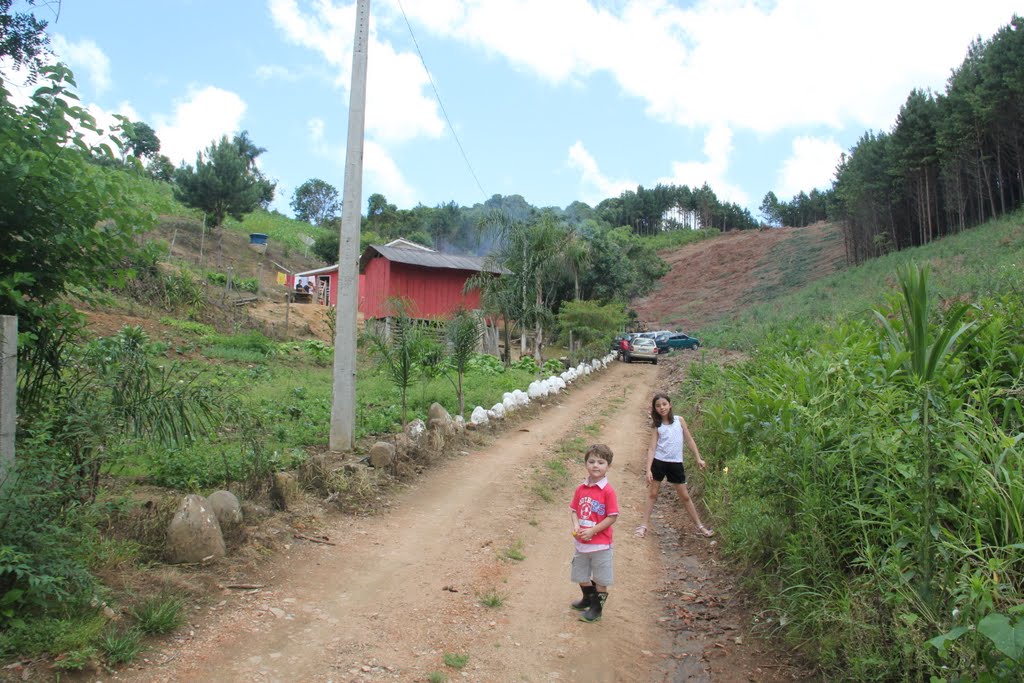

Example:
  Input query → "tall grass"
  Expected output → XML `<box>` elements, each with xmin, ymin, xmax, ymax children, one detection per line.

<box><xmin>691</xmin><ymin>254</ymin><xmax>1024</xmax><ymax>678</ymax></box>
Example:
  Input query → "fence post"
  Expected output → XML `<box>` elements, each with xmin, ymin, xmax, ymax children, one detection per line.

<box><xmin>0</xmin><ymin>315</ymin><xmax>16</xmax><ymax>482</ymax></box>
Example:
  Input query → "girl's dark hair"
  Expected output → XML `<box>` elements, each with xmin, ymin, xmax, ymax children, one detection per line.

<box><xmin>650</xmin><ymin>392</ymin><xmax>674</xmax><ymax>427</ymax></box>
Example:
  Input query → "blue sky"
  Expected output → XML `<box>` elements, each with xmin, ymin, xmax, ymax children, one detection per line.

<box><xmin>5</xmin><ymin>0</ymin><xmax>1021</xmax><ymax>219</ymax></box>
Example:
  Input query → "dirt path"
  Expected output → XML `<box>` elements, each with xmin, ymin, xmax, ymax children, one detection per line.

<box><xmin>101</xmin><ymin>361</ymin><xmax>794</xmax><ymax>683</ymax></box>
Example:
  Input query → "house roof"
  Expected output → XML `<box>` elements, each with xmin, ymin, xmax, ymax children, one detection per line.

<box><xmin>359</xmin><ymin>244</ymin><xmax>506</xmax><ymax>274</ymax></box>
<box><xmin>294</xmin><ymin>263</ymin><xmax>346</xmax><ymax>277</ymax></box>
<box><xmin>384</xmin><ymin>238</ymin><xmax>434</xmax><ymax>251</ymax></box>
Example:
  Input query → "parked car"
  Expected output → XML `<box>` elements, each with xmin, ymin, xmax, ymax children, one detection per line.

<box><xmin>624</xmin><ymin>336</ymin><xmax>659</xmax><ymax>364</ymax></box>
<box><xmin>636</xmin><ymin>330</ymin><xmax>673</xmax><ymax>354</ymax></box>
<box><xmin>652</xmin><ymin>333</ymin><xmax>672</xmax><ymax>354</ymax></box>
<box><xmin>666</xmin><ymin>332</ymin><xmax>701</xmax><ymax>350</ymax></box>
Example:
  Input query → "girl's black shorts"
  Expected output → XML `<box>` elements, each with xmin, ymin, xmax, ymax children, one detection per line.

<box><xmin>651</xmin><ymin>458</ymin><xmax>687</xmax><ymax>484</ymax></box>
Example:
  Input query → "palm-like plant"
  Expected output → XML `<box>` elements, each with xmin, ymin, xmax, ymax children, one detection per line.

<box><xmin>445</xmin><ymin>307</ymin><xmax>482</xmax><ymax>417</ymax></box>
<box><xmin>873</xmin><ymin>263</ymin><xmax>980</xmax><ymax>603</ymax></box>
<box><xmin>363</xmin><ymin>298</ymin><xmax>423</xmax><ymax>428</ymax></box>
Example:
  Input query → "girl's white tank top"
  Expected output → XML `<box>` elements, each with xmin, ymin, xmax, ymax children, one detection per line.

<box><xmin>654</xmin><ymin>416</ymin><xmax>684</xmax><ymax>463</ymax></box>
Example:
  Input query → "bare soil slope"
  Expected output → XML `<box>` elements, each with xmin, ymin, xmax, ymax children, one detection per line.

<box><xmin>633</xmin><ymin>223</ymin><xmax>847</xmax><ymax>332</ymax></box>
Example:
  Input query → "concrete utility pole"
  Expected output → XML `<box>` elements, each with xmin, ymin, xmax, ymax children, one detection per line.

<box><xmin>329</xmin><ymin>0</ymin><xmax>370</xmax><ymax>452</ymax></box>
<box><xmin>0</xmin><ymin>315</ymin><xmax>17</xmax><ymax>483</ymax></box>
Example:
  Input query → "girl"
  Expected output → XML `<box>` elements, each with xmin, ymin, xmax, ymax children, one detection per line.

<box><xmin>635</xmin><ymin>392</ymin><xmax>714</xmax><ymax>538</ymax></box>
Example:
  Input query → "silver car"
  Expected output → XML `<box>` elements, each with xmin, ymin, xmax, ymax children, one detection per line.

<box><xmin>625</xmin><ymin>336</ymin><xmax>659</xmax><ymax>364</ymax></box>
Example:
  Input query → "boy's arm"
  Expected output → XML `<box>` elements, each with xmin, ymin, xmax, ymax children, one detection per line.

<box><xmin>680</xmin><ymin>417</ymin><xmax>706</xmax><ymax>469</ymax></box>
<box><xmin>570</xmin><ymin>510</ymin><xmax>581</xmax><ymax>536</ymax></box>
<box><xmin>576</xmin><ymin>513</ymin><xmax>617</xmax><ymax>541</ymax></box>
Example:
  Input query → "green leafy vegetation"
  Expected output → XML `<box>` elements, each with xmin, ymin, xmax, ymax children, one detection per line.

<box><xmin>131</xmin><ymin>595</ymin><xmax>185</xmax><ymax>635</ymax></box>
<box><xmin>100</xmin><ymin>626</ymin><xmax>145</xmax><ymax>665</ymax></box>
<box><xmin>685</xmin><ymin>224</ymin><xmax>1024</xmax><ymax>679</ymax></box>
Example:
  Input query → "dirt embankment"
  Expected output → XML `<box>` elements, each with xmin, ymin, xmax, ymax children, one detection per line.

<box><xmin>633</xmin><ymin>223</ymin><xmax>847</xmax><ymax>333</ymax></box>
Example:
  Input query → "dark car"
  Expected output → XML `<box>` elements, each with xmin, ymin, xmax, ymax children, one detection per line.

<box><xmin>652</xmin><ymin>333</ymin><xmax>672</xmax><ymax>354</ymax></box>
<box><xmin>666</xmin><ymin>332</ymin><xmax>701</xmax><ymax>350</ymax></box>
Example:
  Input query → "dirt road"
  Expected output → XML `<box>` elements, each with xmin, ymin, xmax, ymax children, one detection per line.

<box><xmin>103</xmin><ymin>360</ymin><xmax>784</xmax><ymax>683</ymax></box>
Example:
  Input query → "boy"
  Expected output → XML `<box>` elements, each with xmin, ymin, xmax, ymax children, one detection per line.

<box><xmin>569</xmin><ymin>443</ymin><xmax>619</xmax><ymax>622</ymax></box>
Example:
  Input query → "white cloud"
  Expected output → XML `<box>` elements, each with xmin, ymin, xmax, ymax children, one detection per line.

<box><xmin>154</xmin><ymin>86</ymin><xmax>248</xmax><ymax>165</ymax></box>
<box><xmin>776</xmin><ymin>136</ymin><xmax>843</xmax><ymax>200</ymax></box>
<box><xmin>393</xmin><ymin>0</ymin><xmax>1020</xmax><ymax>135</ymax></box>
<box><xmin>364</xmin><ymin>139</ymin><xmax>416</xmax><ymax>207</ymax></box>
<box><xmin>569</xmin><ymin>124</ymin><xmax>747</xmax><ymax>207</ymax></box>
<box><xmin>268</xmin><ymin>0</ymin><xmax>444</xmax><ymax>144</ymax></box>
<box><xmin>567</xmin><ymin>141</ymin><xmax>636</xmax><ymax>205</ymax></box>
<box><xmin>658</xmin><ymin>124</ymin><xmax>748</xmax><ymax>206</ymax></box>
<box><xmin>306</xmin><ymin>116</ymin><xmax>416</xmax><ymax>208</ymax></box>
<box><xmin>51</xmin><ymin>35</ymin><xmax>112</xmax><ymax>94</ymax></box>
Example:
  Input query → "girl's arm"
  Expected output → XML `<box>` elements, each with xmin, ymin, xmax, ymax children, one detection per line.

<box><xmin>644</xmin><ymin>428</ymin><xmax>659</xmax><ymax>482</ymax></box>
<box><xmin>680</xmin><ymin>416</ymin><xmax>706</xmax><ymax>469</ymax></box>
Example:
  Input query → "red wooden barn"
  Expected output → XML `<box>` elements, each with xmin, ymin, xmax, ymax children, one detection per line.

<box><xmin>359</xmin><ymin>241</ymin><xmax>503</xmax><ymax>321</ymax></box>
<box><xmin>291</xmin><ymin>239</ymin><xmax>502</xmax><ymax>321</ymax></box>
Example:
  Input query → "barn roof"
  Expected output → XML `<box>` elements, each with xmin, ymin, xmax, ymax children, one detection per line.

<box><xmin>359</xmin><ymin>244</ymin><xmax>506</xmax><ymax>274</ymax></box>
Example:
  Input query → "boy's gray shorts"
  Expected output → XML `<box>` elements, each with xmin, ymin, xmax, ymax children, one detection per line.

<box><xmin>571</xmin><ymin>548</ymin><xmax>614</xmax><ymax>586</ymax></box>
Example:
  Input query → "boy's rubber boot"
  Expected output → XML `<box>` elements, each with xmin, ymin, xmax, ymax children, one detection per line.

<box><xmin>571</xmin><ymin>584</ymin><xmax>597</xmax><ymax>610</ymax></box>
<box><xmin>579</xmin><ymin>592</ymin><xmax>607</xmax><ymax>622</ymax></box>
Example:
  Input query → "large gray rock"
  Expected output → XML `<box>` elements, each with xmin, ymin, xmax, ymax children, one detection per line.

<box><xmin>427</xmin><ymin>402</ymin><xmax>454</xmax><ymax>436</ymax></box>
<box><xmin>166</xmin><ymin>494</ymin><xmax>225</xmax><ymax>564</ymax></box>
<box><xmin>206</xmin><ymin>490</ymin><xmax>243</xmax><ymax>531</ymax></box>
<box><xmin>369</xmin><ymin>441</ymin><xmax>395</xmax><ymax>469</ymax></box>
<box><xmin>427</xmin><ymin>402</ymin><xmax>451</xmax><ymax>424</ymax></box>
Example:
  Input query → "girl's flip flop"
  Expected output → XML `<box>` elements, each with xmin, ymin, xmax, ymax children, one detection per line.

<box><xmin>634</xmin><ymin>525</ymin><xmax>648</xmax><ymax>538</ymax></box>
<box><xmin>697</xmin><ymin>526</ymin><xmax>714</xmax><ymax>538</ymax></box>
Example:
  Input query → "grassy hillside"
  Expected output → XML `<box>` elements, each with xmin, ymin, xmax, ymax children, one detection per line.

<box><xmin>701</xmin><ymin>210</ymin><xmax>1024</xmax><ymax>348</ymax></box>
<box><xmin>669</xmin><ymin>209</ymin><xmax>1024</xmax><ymax>680</ymax></box>
<box><xmin>123</xmin><ymin>172</ymin><xmax>333</xmax><ymax>256</ymax></box>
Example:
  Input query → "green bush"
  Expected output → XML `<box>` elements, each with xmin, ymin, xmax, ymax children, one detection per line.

<box><xmin>509</xmin><ymin>356</ymin><xmax>538</xmax><ymax>373</ymax></box>
<box><xmin>695</xmin><ymin>276</ymin><xmax>1024</xmax><ymax>679</ymax></box>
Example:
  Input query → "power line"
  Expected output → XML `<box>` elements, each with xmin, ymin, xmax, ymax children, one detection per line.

<box><xmin>395</xmin><ymin>0</ymin><xmax>488</xmax><ymax>201</ymax></box>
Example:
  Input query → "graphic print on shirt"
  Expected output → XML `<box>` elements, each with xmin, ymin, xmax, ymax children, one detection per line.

<box><xmin>578</xmin><ymin>496</ymin><xmax>606</xmax><ymax>528</ymax></box>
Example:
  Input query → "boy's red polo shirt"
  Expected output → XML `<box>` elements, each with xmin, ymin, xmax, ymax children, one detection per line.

<box><xmin>570</xmin><ymin>477</ymin><xmax>619</xmax><ymax>550</ymax></box>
